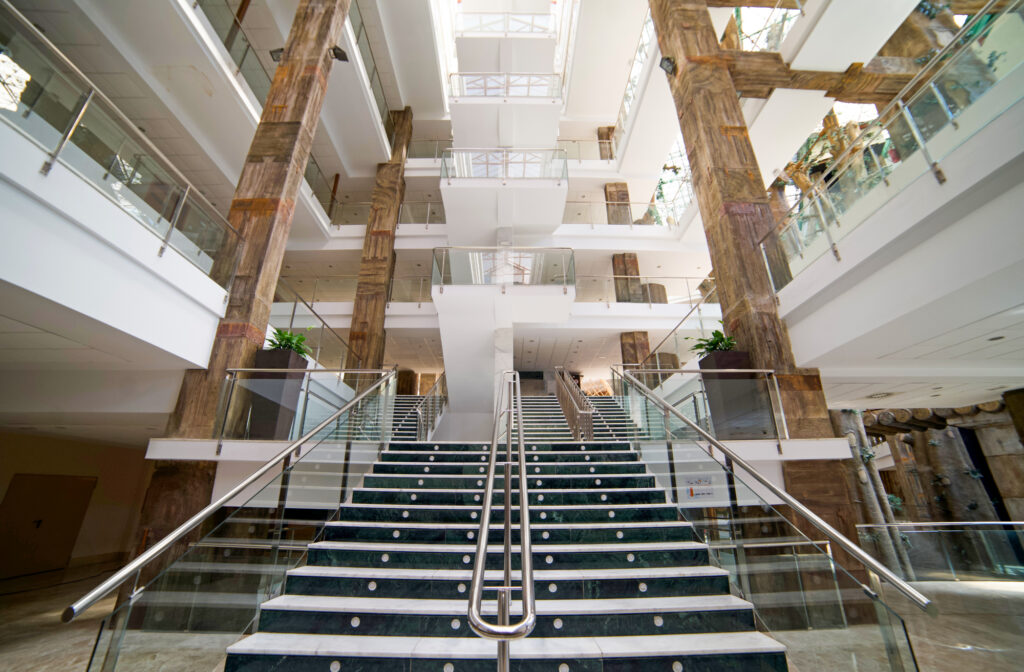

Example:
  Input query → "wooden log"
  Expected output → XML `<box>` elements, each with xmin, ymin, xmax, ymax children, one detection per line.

<box><xmin>954</xmin><ymin>405</ymin><xmax>980</xmax><ymax>416</ymax></box>
<box><xmin>911</xmin><ymin>408</ymin><xmax>947</xmax><ymax>429</ymax></box>
<box><xmin>978</xmin><ymin>400</ymin><xmax>1005</xmax><ymax>413</ymax></box>
<box><xmin>876</xmin><ymin>410</ymin><xmax>918</xmax><ymax>432</ymax></box>
<box><xmin>933</xmin><ymin>407</ymin><xmax>957</xmax><ymax>418</ymax></box>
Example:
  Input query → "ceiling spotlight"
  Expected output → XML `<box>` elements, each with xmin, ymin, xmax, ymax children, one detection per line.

<box><xmin>269</xmin><ymin>48</ymin><xmax>284</xmax><ymax>62</ymax></box>
<box><xmin>659</xmin><ymin>56</ymin><xmax>677</xmax><ymax>76</ymax></box>
<box><xmin>988</xmin><ymin>335</ymin><xmax>1005</xmax><ymax>341</ymax></box>
<box><xmin>330</xmin><ymin>46</ymin><xmax>348</xmax><ymax>61</ymax></box>
<box><xmin>867</xmin><ymin>392</ymin><xmax>893</xmax><ymax>400</ymax></box>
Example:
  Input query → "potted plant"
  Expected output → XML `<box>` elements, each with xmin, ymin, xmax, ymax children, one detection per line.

<box><xmin>248</xmin><ymin>328</ymin><xmax>311</xmax><ymax>440</ymax></box>
<box><xmin>688</xmin><ymin>325</ymin><xmax>772</xmax><ymax>440</ymax></box>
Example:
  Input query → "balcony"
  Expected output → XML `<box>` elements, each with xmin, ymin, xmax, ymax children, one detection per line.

<box><xmin>454</xmin><ymin>12</ymin><xmax>558</xmax><ymax>72</ymax></box>
<box><xmin>449</xmin><ymin>72</ymin><xmax>562</xmax><ymax>147</ymax></box>
<box><xmin>439</xmin><ymin>149</ymin><xmax>569</xmax><ymax>245</ymax></box>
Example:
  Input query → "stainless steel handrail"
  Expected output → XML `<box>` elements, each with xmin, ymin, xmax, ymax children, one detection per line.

<box><xmin>413</xmin><ymin>372</ymin><xmax>448</xmax><ymax>440</ymax></box>
<box><xmin>62</xmin><ymin>369</ymin><xmax>396</xmax><ymax>623</ymax></box>
<box><xmin>640</xmin><ymin>282</ymin><xmax>715</xmax><ymax>367</ymax></box>
<box><xmin>616</xmin><ymin>366</ymin><xmax>934</xmax><ymax>613</ymax></box>
<box><xmin>857</xmin><ymin>521</ymin><xmax>1024</xmax><ymax>528</ymax></box>
<box><xmin>468</xmin><ymin>371</ymin><xmax>536</xmax><ymax>670</ymax></box>
<box><xmin>553</xmin><ymin>366</ymin><xmax>594</xmax><ymax>441</ymax></box>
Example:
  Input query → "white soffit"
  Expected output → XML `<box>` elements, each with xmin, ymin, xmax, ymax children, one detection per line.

<box><xmin>791</xmin><ymin>0</ymin><xmax>919</xmax><ymax>73</ymax></box>
<box><xmin>747</xmin><ymin>88</ymin><xmax>834</xmax><ymax>187</ymax></box>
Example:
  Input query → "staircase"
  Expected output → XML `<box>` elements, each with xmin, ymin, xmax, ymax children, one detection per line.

<box><xmin>513</xmin><ymin>396</ymin><xmax>575</xmax><ymax>442</ymax></box>
<box><xmin>590</xmin><ymin>395</ymin><xmax>651</xmax><ymax>440</ymax></box>
<box><xmin>225</xmin><ymin>439</ymin><xmax>787</xmax><ymax>670</ymax></box>
<box><xmin>391</xmin><ymin>394</ymin><xmax>424</xmax><ymax>441</ymax></box>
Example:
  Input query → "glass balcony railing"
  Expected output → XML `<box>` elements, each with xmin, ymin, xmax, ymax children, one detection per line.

<box><xmin>612</xmin><ymin>8</ymin><xmax>655</xmax><ymax>153</ymax></box>
<box><xmin>0</xmin><ymin>3</ymin><xmax>241</xmax><ymax>289</ymax></box>
<box><xmin>349</xmin><ymin>0</ymin><xmax>395</xmax><ymax>141</ymax></box>
<box><xmin>407</xmin><ymin>139</ymin><xmax>452</xmax><ymax>159</ymax></box>
<box><xmin>326</xmin><ymin>200</ymin><xmax>446</xmax><ymax>227</ymax></box>
<box><xmin>562</xmin><ymin>200</ymin><xmax>677</xmax><ymax>226</ymax></box>
<box><xmin>557</xmin><ymin>139</ymin><xmax>614</xmax><ymax>161</ymax></box>
<box><xmin>431</xmin><ymin>247</ymin><xmax>574</xmax><ymax>288</ymax></box>
<box><xmin>733</xmin><ymin>6</ymin><xmax>802</xmax><ymax>52</ymax></box>
<box><xmin>455</xmin><ymin>12</ymin><xmax>557</xmax><ymax>36</ymax></box>
<box><xmin>280</xmin><ymin>275</ymin><xmax>433</xmax><ymax>305</ymax></box>
<box><xmin>449</xmin><ymin>72</ymin><xmax>561</xmax><ymax>98</ymax></box>
<box><xmin>574</xmin><ymin>275</ymin><xmax>708</xmax><ymax>305</ymax></box>
<box><xmin>762</xmin><ymin>0</ymin><xmax>1024</xmax><ymax>291</ymax></box>
<box><xmin>858</xmin><ymin>522</ymin><xmax>1024</xmax><ymax>582</ymax></box>
<box><xmin>440</xmin><ymin>148</ymin><xmax>568</xmax><ymax>181</ymax></box>
<box><xmin>641</xmin><ymin>280</ymin><xmax>723</xmax><ymax>367</ymax></box>
<box><xmin>610</xmin><ymin>367</ymin><xmax>926</xmax><ymax>672</ymax></box>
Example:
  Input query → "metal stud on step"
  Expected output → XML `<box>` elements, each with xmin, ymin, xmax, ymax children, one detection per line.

<box><xmin>673</xmin><ymin>663</ymin><xmax>683</xmax><ymax>672</ymax></box>
<box><xmin>639</xmin><ymin>582</ymin><xmax>647</xmax><ymax>592</ymax></box>
<box><xmin>545</xmin><ymin>555</ymin><xmax>554</xmax><ymax>564</ymax></box>
<box><xmin>627</xmin><ymin>553</ymin><xmax>635</xmax><ymax>562</ymax></box>
<box><xmin>548</xmin><ymin>583</ymin><xmax>557</xmax><ymax>593</ymax></box>
<box><xmin>616</xmin><ymin>530</ymin><xmax>624</xmax><ymax>539</ymax></box>
<box><xmin>451</xmin><ymin>618</ymin><xmax>461</xmax><ymax>629</ymax></box>
<box><xmin>382</xmin><ymin>553</ymin><xmax>390</xmax><ymax>563</ymax></box>
<box><xmin>462</xmin><ymin>555</ymin><xmax>471</xmax><ymax>564</ymax></box>
<box><xmin>654</xmin><ymin>615</ymin><xmax>664</xmax><ymax>627</ymax></box>
<box><xmin>402</xmin><ymin>510</ymin><xmax>409</xmax><ymax>518</ymax></box>
<box><xmin>540</xmin><ymin>512</ymin><xmax>547</xmax><ymax>519</ymax></box>
<box><xmin>368</xmin><ymin>581</ymin><xmax>377</xmax><ymax>592</ymax></box>
<box><xmin>553</xmin><ymin>618</ymin><xmax>563</xmax><ymax>630</ymax></box>
<box><xmin>458</xmin><ymin>583</ymin><xmax>466</xmax><ymax>593</ymax></box>
<box><xmin>418</xmin><ymin>479</ymin><xmax>424</xmax><ymax>486</ymax></box>
<box><xmin>411</xmin><ymin>494</ymin><xmax>417</xmax><ymax>501</ymax></box>
<box><xmin>350</xmin><ymin>616</ymin><xmax>360</xmax><ymax>628</ymax></box>
<box><xmin>542</xmin><ymin>531</ymin><xmax>549</xmax><ymax>539</ymax></box>
<box><xmin>330</xmin><ymin>661</ymin><xmax>341</xmax><ymax>672</ymax></box>
<box><xmin>559</xmin><ymin>663</ymin><xmax>569</xmax><ymax>671</ymax></box>
<box><xmin>393</xmin><ymin>530</ymin><xmax>400</xmax><ymax>538</ymax></box>
<box><xmin>444</xmin><ymin>664</ymin><xmax>454</xmax><ymax>672</ymax></box>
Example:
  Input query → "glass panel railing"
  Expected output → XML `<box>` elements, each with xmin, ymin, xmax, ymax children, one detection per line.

<box><xmin>612</xmin><ymin>368</ymin><xmax>923</xmax><ymax>672</ymax></box>
<box><xmin>562</xmin><ymin>200</ymin><xmax>677</xmax><ymax>225</ymax></box>
<box><xmin>389</xmin><ymin>275</ymin><xmax>432</xmax><ymax>303</ymax></box>
<box><xmin>410</xmin><ymin>371</ymin><xmax>447</xmax><ymax>440</ymax></box>
<box><xmin>329</xmin><ymin>200</ymin><xmax>372</xmax><ymax>226</ymax></box>
<box><xmin>271</xmin><ymin>278</ymin><xmax>356</xmax><ymax>369</ymax></box>
<box><xmin>574</xmin><ymin>275</ymin><xmax>706</xmax><ymax>304</ymax></box>
<box><xmin>763</xmin><ymin>0</ymin><xmax>1024</xmax><ymax>291</ymax></box>
<box><xmin>407</xmin><ymin>139</ymin><xmax>452</xmax><ymax>159</ymax></box>
<box><xmin>76</xmin><ymin>370</ymin><xmax>395</xmax><ymax>672</ymax></box>
<box><xmin>349</xmin><ymin>0</ymin><xmax>394</xmax><ymax>139</ymax></box>
<box><xmin>612</xmin><ymin>7</ymin><xmax>655</xmax><ymax>153</ymax></box>
<box><xmin>449</xmin><ymin>72</ymin><xmax>561</xmax><ymax>98</ymax></box>
<box><xmin>557</xmin><ymin>139</ymin><xmax>615</xmax><ymax>161</ymax></box>
<box><xmin>734</xmin><ymin>6</ymin><xmax>802</xmax><ymax>52</ymax></box>
<box><xmin>455</xmin><ymin>12</ymin><xmax>557</xmax><ymax>35</ymax></box>
<box><xmin>397</xmin><ymin>200</ymin><xmax>446</xmax><ymax>225</ymax></box>
<box><xmin>0</xmin><ymin>3</ymin><xmax>241</xmax><ymax>289</ymax></box>
<box><xmin>440</xmin><ymin>148</ymin><xmax>568</xmax><ymax>181</ymax></box>
<box><xmin>432</xmin><ymin>247</ymin><xmax>574</xmax><ymax>288</ymax></box>
<box><xmin>858</xmin><ymin>522</ymin><xmax>1024</xmax><ymax>581</ymax></box>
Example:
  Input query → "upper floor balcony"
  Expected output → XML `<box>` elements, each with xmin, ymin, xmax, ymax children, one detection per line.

<box><xmin>449</xmin><ymin>72</ymin><xmax>562</xmax><ymax>148</ymax></box>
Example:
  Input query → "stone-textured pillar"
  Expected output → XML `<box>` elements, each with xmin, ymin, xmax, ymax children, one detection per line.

<box><xmin>619</xmin><ymin>331</ymin><xmax>650</xmax><ymax>366</ymax></box>
<box><xmin>148</xmin><ymin>0</ymin><xmax>352</xmax><ymax>550</ymax></box>
<box><xmin>396</xmin><ymin>369</ymin><xmax>418</xmax><ymax>395</ymax></box>
<box><xmin>604</xmin><ymin>182</ymin><xmax>632</xmax><ymax>225</ymax></box>
<box><xmin>418</xmin><ymin>372</ymin><xmax>438</xmax><ymax>395</ymax></box>
<box><xmin>611</xmin><ymin>252</ymin><xmax>642</xmax><ymax>303</ymax></box>
<box><xmin>650</xmin><ymin>0</ymin><xmax>859</xmax><ymax>545</ymax></box>
<box><xmin>167</xmin><ymin>0</ymin><xmax>352</xmax><ymax>439</ymax></box>
<box><xmin>346</xmin><ymin>108</ymin><xmax>413</xmax><ymax>369</ymax></box>
<box><xmin>597</xmin><ymin>126</ymin><xmax>615</xmax><ymax>159</ymax></box>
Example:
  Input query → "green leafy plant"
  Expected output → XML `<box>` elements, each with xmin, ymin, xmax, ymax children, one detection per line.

<box><xmin>267</xmin><ymin>328</ymin><xmax>311</xmax><ymax>357</ymax></box>
<box><xmin>686</xmin><ymin>325</ymin><xmax>737</xmax><ymax>358</ymax></box>
<box><xmin>887</xmin><ymin>493</ymin><xmax>904</xmax><ymax>514</ymax></box>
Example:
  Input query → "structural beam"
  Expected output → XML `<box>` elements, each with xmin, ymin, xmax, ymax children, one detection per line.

<box><xmin>346</xmin><ymin>107</ymin><xmax>413</xmax><ymax>369</ymax></box>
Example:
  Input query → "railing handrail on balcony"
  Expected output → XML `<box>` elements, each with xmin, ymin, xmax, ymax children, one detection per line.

<box><xmin>761</xmin><ymin>0</ymin><xmax>1015</xmax><ymax>251</ymax></box>
<box><xmin>440</xmin><ymin>148</ymin><xmax>568</xmax><ymax>182</ymax></box>
<box><xmin>640</xmin><ymin>280</ymin><xmax>716</xmax><ymax>366</ymax></box>
<box><xmin>455</xmin><ymin>11</ymin><xmax>557</xmax><ymax>35</ymax></box>
<box><xmin>449</xmin><ymin>72</ymin><xmax>562</xmax><ymax>98</ymax></box>
<box><xmin>432</xmin><ymin>246</ymin><xmax>575</xmax><ymax>290</ymax></box>
<box><xmin>413</xmin><ymin>372</ymin><xmax>447</xmax><ymax>440</ymax></box>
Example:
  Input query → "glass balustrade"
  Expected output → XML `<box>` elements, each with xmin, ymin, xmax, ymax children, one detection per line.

<box><xmin>733</xmin><ymin>6</ymin><xmax>802</xmax><ymax>52</ymax></box>
<box><xmin>0</xmin><ymin>3</ymin><xmax>241</xmax><ymax>289</ymax></box>
<box><xmin>455</xmin><ymin>12</ymin><xmax>557</xmax><ymax>35</ymax></box>
<box><xmin>763</xmin><ymin>0</ymin><xmax>1024</xmax><ymax>291</ymax></box>
<box><xmin>574</xmin><ymin>275</ymin><xmax>706</xmax><ymax>305</ymax></box>
<box><xmin>562</xmin><ymin>200</ymin><xmax>675</xmax><ymax>225</ymax></box>
<box><xmin>612</xmin><ymin>8</ymin><xmax>655</xmax><ymax>153</ymax></box>
<box><xmin>440</xmin><ymin>148</ymin><xmax>568</xmax><ymax>180</ymax></box>
<box><xmin>397</xmin><ymin>200</ymin><xmax>446</xmax><ymax>225</ymax></box>
<box><xmin>858</xmin><ymin>522</ymin><xmax>1024</xmax><ymax>582</ymax></box>
<box><xmin>271</xmin><ymin>279</ymin><xmax>356</xmax><ymax>369</ymax></box>
<box><xmin>82</xmin><ymin>370</ymin><xmax>396</xmax><ymax>672</ymax></box>
<box><xmin>449</xmin><ymin>72</ymin><xmax>561</xmax><ymax>98</ymax></box>
<box><xmin>611</xmin><ymin>368</ymin><xmax>922</xmax><ymax>672</ymax></box>
<box><xmin>432</xmin><ymin>247</ymin><xmax>574</xmax><ymax>288</ymax></box>
<box><xmin>407</xmin><ymin>139</ymin><xmax>452</xmax><ymax>159</ymax></box>
<box><xmin>556</xmin><ymin>139</ymin><xmax>615</xmax><ymax>161</ymax></box>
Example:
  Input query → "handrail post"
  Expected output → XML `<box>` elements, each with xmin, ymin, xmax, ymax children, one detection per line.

<box><xmin>897</xmin><ymin>99</ymin><xmax>946</xmax><ymax>185</ymax></box>
<box><xmin>158</xmin><ymin>184</ymin><xmax>191</xmax><ymax>257</ymax></box>
<box><xmin>41</xmin><ymin>88</ymin><xmax>94</xmax><ymax>175</ymax></box>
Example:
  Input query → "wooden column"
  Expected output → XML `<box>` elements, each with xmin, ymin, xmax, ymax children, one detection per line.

<box><xmin>650</xmin><ymin>0</ymin><xmax>857</xmax><ymax>543</ymax></box>
<box><xmin>396</xmin><ymin>369</ymin><xmax>418</xmax><ymax>395</ymax></box>
<box><xmin>764</xmin><ymin>181</ymin><xmax>794</xmax><ymax>289</ymax></box>
<box><xmin>146</xmin><ymin>0</ymin><xmax>351</xmax><ymax>551</ymax></box>
<box><xmin>611</xmin><ymin>252</ymin><xmax>642</xmax><ymax>303</ymax></box>
<box><xmin>346</xmin><ymin>107</ymin><xmax>414</xmax><ymax>370</ymax></box>
<box><xmin>604</xmin><ymin>182</ymin><xmax>632</xmax><ymax>225</ymax></box>
<box><xmin>597</xmin><ymin>126</ymin><xmax>615</xmax><ymax>159</ymax></box>
<box><xmin>619</xmin><ymin>331</ymin><xmax>651</xmax><ymax>366</ymax></box>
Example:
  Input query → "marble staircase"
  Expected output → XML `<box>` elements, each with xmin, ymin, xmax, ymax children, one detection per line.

<box><xmin>224</xmin><ymin>440</ymin><xmax>788</xmax><ymax>671</ymax></box>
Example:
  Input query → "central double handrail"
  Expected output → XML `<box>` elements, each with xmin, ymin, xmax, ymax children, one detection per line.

<box><xmin>467</xmin><ymin>371</ymin><xmax>536</xmax><ymax>670</ymax></box>
<box><xmin>554</xmin><ymin>366</ymin><xmax>594</xmax><ymax>441</ymax></box>
<box><xmin>413</xmin><ymin>371</ymin><xmax>447</xmax><ymax>440</ymax></box>
<box><xmin>616</xmin><ymin>367</ymin><xmax>934</xmax><ymax>613</ymax></box>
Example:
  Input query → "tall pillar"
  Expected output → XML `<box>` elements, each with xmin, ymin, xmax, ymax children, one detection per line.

<box><xmin>346</xmin><ymin>108</ymin><xmax>413</xmax><ymax>369</ymax></box>
<box><xmin>619</xmin><ymin>331</ymin><xmax>650</xmax><ymax>366</ymax></box>
<box><xmin>611</xmin><ymin>252</ymin><xmax>642</xmax><ymax>302</ymax></box>
<box><xmin>148</xmin><ymin>0</ymin><xmax>352</xmax><ymax>545</ymax></box>
<box><xmin>604</xmin><ymin>182</ymin><xmax>632</xmax><ymax>224</ymax></box>
<box><xmin>650</xmin><ymin>0</ymin><xmax>859</xmax><ymax>542</ymax></box>
<box><xmin>597</xmin><ymin>126</ymin><xmax>615</xmax><ymax>159</ymax></box>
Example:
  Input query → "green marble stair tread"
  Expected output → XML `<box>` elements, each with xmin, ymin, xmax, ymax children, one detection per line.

<box><xmin>259</xmin><ymin>594</ymin><xmax>753</xmax><ymax>616</ymax></box>
<box><xmin>284</xmin><ymin>565</ymin><xmax>728</xmax><ymax>582</ymax></box>
<box><xmin>226</xmin><ymin>631</ymin><xmax>786</xmax><ymax>659</ymax></box>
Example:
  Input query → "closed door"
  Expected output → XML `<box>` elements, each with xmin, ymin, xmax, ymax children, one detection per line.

<box><xmin>0</xmin><ymin>473</ymin><xmax>97</xmax><ymax>579</ymax></box>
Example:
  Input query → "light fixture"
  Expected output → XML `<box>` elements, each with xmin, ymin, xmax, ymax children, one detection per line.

<box><xmin>867</xmin><ymin>392</ymin><xmax>893</xmax><ymax>400</ymax></box>
<box><xmin>659</xmin><ymin>56</ymin><xmax>677</xmax><ymax>76</ymax></box>
<box><xmin>269</xmin><ymin>48</ymin><xmax>284</xmax><ymax>62</ymax></box>
<box><xmin>988</xmin><ymin>335</ymin><xmax>1005</xmax><ymax>341</ymax></box>
<box><xmin>330</xmin><ymin>46</ymin><xmax>348</xmax><ymax>61</ymax></box>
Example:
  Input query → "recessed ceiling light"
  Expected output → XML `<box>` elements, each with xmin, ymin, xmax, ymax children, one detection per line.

<box><xmin>988</xmin><ymin>335</ymin><xmax>1005</xmax><ymax>341</ymax></box>
<box><xmin>867</xmin><ymin>392</ymin><xmax>893</xmax><ymax>399</ymax></box>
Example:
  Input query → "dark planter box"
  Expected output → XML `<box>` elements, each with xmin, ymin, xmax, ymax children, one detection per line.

<box><xmin>698</xmin><ymin>350</ymin><xmax>774</xmax><ymax>440</ymax></box>
<box><xmin>246</xmin><ymin>349</ymin><xmax>307</xmax><ymax>440</ymax></box>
